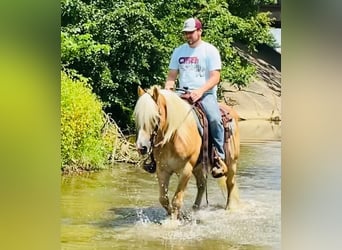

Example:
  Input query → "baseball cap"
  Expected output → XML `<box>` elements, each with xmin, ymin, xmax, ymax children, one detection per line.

<box><xmin>182</xmin><ymin>18</ymin><xmax>202</xmax><ymax>32</ymax></box>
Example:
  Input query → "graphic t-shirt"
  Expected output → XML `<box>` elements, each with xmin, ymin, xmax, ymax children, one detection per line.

<box><xmin>168</xmin><ymin>41</ymin><xmax>221</xmax><ymax>94</ymax></box>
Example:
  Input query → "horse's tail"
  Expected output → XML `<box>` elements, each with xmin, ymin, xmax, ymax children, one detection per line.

<box><xmin>229</xmin><ymin>117</ymin><xmax>240</xmax><ymax>160</ymax></box>
<box><xmin>219</xmin><ymin>103</ymin><xmax>240</xmax><ymax>160</ymax></box>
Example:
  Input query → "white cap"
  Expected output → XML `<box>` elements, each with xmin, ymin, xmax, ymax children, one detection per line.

<box><xmin>182</xmin><ymin>18</ymin><xmax>202</xmax><ymax>32</ymax></box>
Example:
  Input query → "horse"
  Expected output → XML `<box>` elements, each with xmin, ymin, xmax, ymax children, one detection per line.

<box><xmin>134</xmin><ymin>85</ymin><xmax>240</xmax><ymax>219</ymax></box>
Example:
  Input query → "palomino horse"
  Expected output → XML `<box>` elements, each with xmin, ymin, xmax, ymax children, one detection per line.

<box><xmin>134</xmin><ymin>86</ymin><xmax>240</xmax><ymax>219</ymax></box>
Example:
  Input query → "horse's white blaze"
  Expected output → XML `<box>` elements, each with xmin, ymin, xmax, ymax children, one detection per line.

<box><xmin>136</xmin><ymin>129</ymin><xmax>151</xmax><ymax>151</ymax></box>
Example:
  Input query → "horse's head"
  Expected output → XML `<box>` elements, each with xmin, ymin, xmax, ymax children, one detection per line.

<box><xmin>133</xmin><ymin>86</ymin><xmax>167</xmax><ymax>155</ymax></box>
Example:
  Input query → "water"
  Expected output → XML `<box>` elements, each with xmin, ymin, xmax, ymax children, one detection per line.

<box><xmin>61</xmin><ymin>121</ymin><xmax>281</xmax><ymax>249</ymax></box>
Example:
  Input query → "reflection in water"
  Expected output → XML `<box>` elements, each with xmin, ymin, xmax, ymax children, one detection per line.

<box><xmin>239</xmin><ymin>120</ymin><xmax>281</xmax><ymax>143</ymax></box>
<box><xmin>61</xmin><ymin>121</ymin><xmax>280</xmax><ymax>250</ymax></box>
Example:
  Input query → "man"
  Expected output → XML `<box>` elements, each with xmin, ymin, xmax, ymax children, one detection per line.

<box><xmin>164</xmin><ymin>17</ymin><xmax>227</xmax><ymax>178</ymax></box>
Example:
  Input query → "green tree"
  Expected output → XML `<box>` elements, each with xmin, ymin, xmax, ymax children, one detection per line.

<box><xmin>61</xmin><ymin>0</ymin><xmax>275</xmax><ymax>130</ymax></box>
<box><xmin>62</xmin><ymin>0</ymin><xmax>167</xmax><ymax>130</ymax></box>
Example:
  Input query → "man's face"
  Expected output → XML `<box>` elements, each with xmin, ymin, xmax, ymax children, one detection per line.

<box><xmin>183</xmin><ymin>29</ymin><xmax>202</xmax><ymax>45</ymax></box>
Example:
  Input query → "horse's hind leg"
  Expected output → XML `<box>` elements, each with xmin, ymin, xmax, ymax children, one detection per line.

<box><xmin>225</xmin><ymin>160</ymin><xmax>239</xmax><ymax>210</ymax></box>
<box><xmin>157</xmin><ymin>171</ymin><xmax>172</xmax><ymax>215</ymax></box>
<box><xmin>192</xmin><ymin>164</ymin><xmax>207</xmax><ymax>210</ymax></box>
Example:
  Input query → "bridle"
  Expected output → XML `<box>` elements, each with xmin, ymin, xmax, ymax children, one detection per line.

<box><xmin>140</xmin><ymin>88</ymin><xmax>210</xmax><ymax>205</ymax></box>
<box><xmin>141</xmin><ymin>88</ymin><xmax>195</xmax><ymax>174</ymax></box>
<box><xmin>142</xmin><ymin>114</ymin><xmax>160</xmax><ymax>173</ymax></box>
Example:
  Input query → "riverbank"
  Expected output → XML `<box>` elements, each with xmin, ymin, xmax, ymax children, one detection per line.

<box><xmin>221</xmin><ymin>47</ymin><xmax>281</xmax><ymax>122</ymax></box>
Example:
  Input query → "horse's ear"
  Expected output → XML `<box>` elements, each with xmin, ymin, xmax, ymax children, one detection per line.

<box><xmin>137</xmin><ymin>86</ymin><xmax>145</xmax><ymax>96</ymax></box>
<box><xmin>152</xmin><ymin>86</ymin><xmax>159</xmax><ymax>102</ymax></box>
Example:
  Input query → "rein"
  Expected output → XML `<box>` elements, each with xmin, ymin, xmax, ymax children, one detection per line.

<box><xmin>143</xmin><ymin>90</ymin><xmax>194</xmax><ymax>173</ymax></box>
<box><xmin>142</xmin><ymin>119</ymin><xmax>159</xmax><ymax>173</ymax></box>
<box><xmin>142</xmin><ymin>89</ymin><xmax>210</xmax><ymax>205</ymax></box>
<box><xmin>177</xmin><ymin>88</ymin><xmax>210</xmax><ymax>205</ymax></box>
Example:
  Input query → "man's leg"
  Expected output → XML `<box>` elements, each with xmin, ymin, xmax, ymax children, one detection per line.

<box><xmin>200</xmin><ymin>94</ymin><xmax>225</xmax><ymax>159</ymax></box>
<box><xmin>200</xmin><ymin>94</ymin><xmax>227</xmax><ymax>178</ymax></box>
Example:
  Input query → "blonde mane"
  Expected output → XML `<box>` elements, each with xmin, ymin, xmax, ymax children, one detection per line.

<box><xmin>133</xmin><ymin>92</ymin><xmax>159</xmax><ymax>135</ymax></box>
<box><xmin>134</xmin><ymin>88</ymin><xmax>194</xmax><ymax>145</ymax></box>
<box><xmin>159</xmin><ymin>90</ymin><xmax>193</xmax><ymax>144</ymax></box>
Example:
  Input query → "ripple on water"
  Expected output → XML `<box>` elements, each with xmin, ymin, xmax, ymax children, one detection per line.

<box><xmin>62</xmin><ymin>138</ymin><xmax>281</xmax><ymax>250</ymax></box>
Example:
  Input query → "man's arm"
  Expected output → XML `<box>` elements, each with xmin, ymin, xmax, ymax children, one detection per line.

<box><xmin>190</xmin><ymin>70</ymin><xmax>220</xmax><ymax>102</ymax></box>
<box><xmin>198</xmin><ymin>70</ymin><xmax>221</xmax><ymax>94</ymax></box>
<box><xmin>164</xmin><ymin>69</ymin><xmax>178</xmax><ymax>90</ymax></box>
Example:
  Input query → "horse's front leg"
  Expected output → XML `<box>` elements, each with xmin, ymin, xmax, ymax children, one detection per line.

<box><xmin>171</xmin><ymin>162</ymin><xmax>192</xmax><ymax>219</ymax></box>
<box><xmin>192</xmin><ymin>163</ymin><xmax>207</xmax><ymax>210</ymax></box>
<box><xmin>157</xmin><ymin>170</ymin><xmax>172</xmax><ymax>215</ymax></box>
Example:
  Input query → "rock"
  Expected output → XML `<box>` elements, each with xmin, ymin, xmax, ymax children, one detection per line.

<box><xmin>221</xmin><ymin>48</ymin><xmax>281</xmax><ymax>121</ymax></box>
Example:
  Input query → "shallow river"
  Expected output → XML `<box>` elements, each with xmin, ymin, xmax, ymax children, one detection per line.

<box><xmin>61</xmin><ymin>120</ymin><xmax>281</xmax><ymax>249</ymax></box>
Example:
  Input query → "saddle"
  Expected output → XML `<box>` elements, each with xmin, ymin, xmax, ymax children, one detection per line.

<box><xmin>180</xmin><ymin>92</ymin><xmax>233</xmax><ymax>174</ymax></box>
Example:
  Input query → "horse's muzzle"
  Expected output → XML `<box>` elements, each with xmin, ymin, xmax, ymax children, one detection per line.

<box><xmin>138</xmin><ymin>146</ymin><xmax>148</xmax><ymax>155</ymax></box>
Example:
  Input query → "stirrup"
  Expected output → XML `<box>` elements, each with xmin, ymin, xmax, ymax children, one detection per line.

<box><xmin>211</xmin><ymin>166</ymin><xmax>224</xmax><ymax>178</ymax></box>
<box><xmin>211</xmin><ymin>157</ymin><xmax>226</xmax><ymax>178</ymax></box>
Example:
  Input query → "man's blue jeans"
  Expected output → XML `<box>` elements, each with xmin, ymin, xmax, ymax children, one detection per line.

<box><xmin>200</xmin><ymin>93</ymin><xmax>225</xmax><ymax>159</ymax></box>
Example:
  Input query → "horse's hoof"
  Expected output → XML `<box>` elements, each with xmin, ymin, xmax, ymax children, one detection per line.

<box><xmin>192</xmin><ymin>204</ymin><xmax>200</xmax><ymax>210</ymax></box>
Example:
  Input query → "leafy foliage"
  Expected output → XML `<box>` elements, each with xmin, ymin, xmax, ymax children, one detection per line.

<box><xmin>61</xmin><ymin>0</ymin><xmax>276</xmax><ymax>130</ymax></box>
<box><xmin>61</xmin><ymin>70</ymin><xmax>116</xmax><ymax>170</ymax></box>
<box><xmin>227</xmin><ymin>0</ymin><xmax>276</xmax><ymax>18</ymax></box>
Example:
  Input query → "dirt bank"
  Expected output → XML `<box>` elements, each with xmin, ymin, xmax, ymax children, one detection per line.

<box><xmin>221</xmin><ymin>47</ymin><xmax>281</xmax><ymax>121</ymax></box>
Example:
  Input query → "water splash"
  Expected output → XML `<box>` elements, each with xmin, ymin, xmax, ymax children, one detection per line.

<box><xmin>124</xmin><ymin>201</ymin><xmax>280</xmax><ymax>249</ymax></box>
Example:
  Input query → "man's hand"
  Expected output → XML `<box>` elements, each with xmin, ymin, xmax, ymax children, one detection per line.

<box><xmin>165</xmin><ymin>70</ymin><xmax>178</xmax><ymax>90</ymax></box>
<box><xmin>189</xmin><ymin>89</ymin><xmax>204</xmax><ymax>103</ymax></box>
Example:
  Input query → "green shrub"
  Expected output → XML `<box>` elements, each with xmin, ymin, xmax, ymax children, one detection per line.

<box><xmin>61</xmin><ymin>71</ymin><xmax>116</xmax><ymax>170</ymax></box>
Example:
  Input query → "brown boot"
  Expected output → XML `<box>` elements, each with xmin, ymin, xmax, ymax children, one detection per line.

<box><xmin>211</xmin><ymin>157</ymin><xmax>228</xmax><ymax>178</ymax></box>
